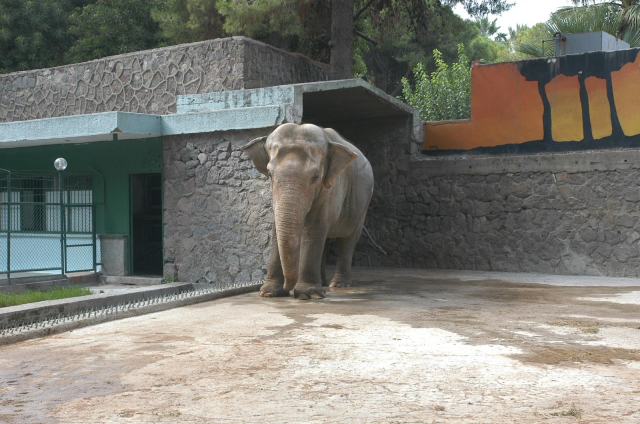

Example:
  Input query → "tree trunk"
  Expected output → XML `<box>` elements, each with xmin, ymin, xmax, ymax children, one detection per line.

<box><xmin>330</xmin><ymin>0</ymin><xmax>354</xmax><ymax>80</ymax></box>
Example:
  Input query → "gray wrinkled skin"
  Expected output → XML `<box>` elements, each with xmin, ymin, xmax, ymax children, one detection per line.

<box><xmin>242</xmin><ymin>123</ymin><xmax>374</xmax><ymax>299</ymax></box>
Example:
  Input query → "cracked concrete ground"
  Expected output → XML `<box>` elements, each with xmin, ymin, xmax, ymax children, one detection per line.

<box><xmin>1</xmin><ymin>267</ymin><xmax>640</xmax><ymax>423</ymax></box>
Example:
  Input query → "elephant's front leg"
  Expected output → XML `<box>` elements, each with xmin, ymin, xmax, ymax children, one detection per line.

<box><xmin>294</xmin><ymin>230</ymin><xmax>327</xmax><ymax>300</ymax></box>
<box><xmin>259</xmin><ymin>226</ymin><xmax>289</xmax><ymax>297</ymax></box>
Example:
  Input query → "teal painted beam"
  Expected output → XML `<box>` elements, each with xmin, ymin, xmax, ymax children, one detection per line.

<box><xmin>176</xmin><ymin>79</ymin><xmax>416</xmax><ymax>116</ymax></box>
<box><xmin>0</xmin><ymin>112</ymin><xmax>162</xmax><ymax>148</ymax></box>
<box><xmin>177</xmin><ymin>86</ymin><xmax>298</xmax><ymax>113</ymax></box>
<box><xmin>162</xmin><ymin>105</ymin><xmax>289</xmax><ymax>136</ymax></box>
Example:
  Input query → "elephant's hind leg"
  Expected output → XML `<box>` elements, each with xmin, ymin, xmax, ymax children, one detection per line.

<box><xmin>259</xmin><ymin>227</ymin><xmax>289</xmax><ymax>297</ymax></box>
<box><xmin>321</xmin><ymin>239</ymin><xmax>329</xmax><ymax>287</ymax></box>
<box><xmin>329</xmin><ymin>228</ymin><xmax>362</xmax><ymax>288</ymax></box>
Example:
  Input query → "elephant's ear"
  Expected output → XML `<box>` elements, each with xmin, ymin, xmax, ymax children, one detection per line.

<box><xmin>241</xmin><ymin>136</ymin><xmax>269</xmax><ymax>176</ymax></box>
<box><xmin>324</xmin><ymin>141</ymin><xmax>358</xmax><ymax>189</ymax></box>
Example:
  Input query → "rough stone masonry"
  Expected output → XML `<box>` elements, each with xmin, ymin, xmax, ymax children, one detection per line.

<box><xmin>163</xmin><ymin>129</ymin><xmax>273</xmax><ymax>284</ymax></box>
<box><xmin>164</xmin><ymin>111</ymin><xmax>640</xmax><ymax>282</ymax></box>
<box><xmin>0</xmin><ymin>37</ymin><xmax>328</xmax><ymax>122</ymax></box>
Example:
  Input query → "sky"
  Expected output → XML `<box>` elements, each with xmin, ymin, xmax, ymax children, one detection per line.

<box><xmin>453</xmin><ymin>0</ymin><xmax>577</xmax><ymax>32</ymax></box>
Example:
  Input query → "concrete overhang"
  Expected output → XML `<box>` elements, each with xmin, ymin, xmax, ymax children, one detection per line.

<box><xmin>178</xmin><ymin>79</ymin><xmax>417</xmax><ymax>124</ymax></box>
<box><xmin>1</xmin><ymin>79</ymin><xmax>419</xmax><ymax>149</ymax></box>
<box><xmin>298</xmin><ymin>79</ymin><xmax>416</xmax><ymax>124</ymax></box>
<box><xmin>0</xmin><ymin>112</ymin><xmax>162</xmax><ymax>149</ymax></box>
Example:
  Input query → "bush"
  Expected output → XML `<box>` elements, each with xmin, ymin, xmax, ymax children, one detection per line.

<box><xmin>401</xmin><ymin>44</ymin><xmax>471</xmax><ymax>122</ymax></box>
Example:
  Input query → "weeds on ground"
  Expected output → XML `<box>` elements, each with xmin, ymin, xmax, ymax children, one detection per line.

<box><xmin>0</xmin><ymin>286</ymin><xmax>92</xmax><ymax>307</ymax></box>
<box><xmin>162</xmin><ymin>276</ymin><xmax>177</xmax><ymax>284</ymax></box>
<box><xmin>552</xmin><ymin>404</ymin><xmax>582</xmax><ymax>418</ymax></box>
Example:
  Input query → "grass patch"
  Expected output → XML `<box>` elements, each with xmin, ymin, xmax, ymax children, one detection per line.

<box><xmin>161</xmin><ymin>275</ymin><xmax>177</xmax><ymax>284</ymax></box>
<box><xmin>0</xmin><ymin>286</ymin><xmax>92</xmax><ymax>307</ymax></box>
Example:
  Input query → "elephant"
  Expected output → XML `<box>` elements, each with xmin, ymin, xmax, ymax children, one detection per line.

<box><xmin>242</xmin><ymin>123</ymin><xmax>374</xmax><ymax>299</ymax></box>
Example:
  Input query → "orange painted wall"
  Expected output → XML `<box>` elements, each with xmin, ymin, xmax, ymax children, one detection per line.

<box><xmin>611</xmin><ymin>53</ymin><xmax>640</xmax><ymax>137</ymax></box>
<box><xmin>423</xmin><ymin>62</ymin><xmax>544</xmax><ymax>151</ymax></box>
<box><xmin>423</xmin><ymin>49</ymin><xmax>640</xmax><ymax>151</ymax></box>
<box><xmin>584</xmin><ymin>76</ymin><xmax>612</xmax><ymax>140</ymax></box>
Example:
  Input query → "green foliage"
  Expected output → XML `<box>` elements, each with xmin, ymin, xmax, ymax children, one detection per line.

<box><xmin>66</xmin><ymin>0</ymin><xmax>162</xmax><ymax>63</ymax></box>
<box><xmin>364</xmin><ymin>1</ymin><xmax>476</xmax><ymax>90</ymax></box>
<box><xmin>0</xmin><ymin>0</ymin><xmax>512</xmax><ymax>94</ymax></box>
<box><xmin>466</xmin><ymin>35</ymin><xmax>505</xmax><ymax>62</ymax></box>
<box><xmin>0</xmin><ymin>286</ymin><xmax>91</xmax><ymax>307</ymax></box>
<box><xmin>217</xmin><ymin>0</ymin><xmax>314</xmax><ymax>39</ymax></box>
<box><xmin>515</xmin><ymin>1</ymin><xmax>640</xmax><ymax>58</ymax></box>
<box><xmin>162</xmin><ymin>275</ymin><xmax>177</xmax><ymax>284</ymax></box>
<box><xmin>446</xmin><ymin>0</ymin><xmax>512</xmax><ymax>17</ymax></box>
<box><xmin>215</xmin><ymin>0</ymin><xmax>507</xmax><ymax>93</ymax></box>
<box><xmin>0</xmin><ymin>0</ymin><xmax>90</xmax><ymax>73</ymax></box>
<box><xmin>401</xmin><ymin>44</ymin><xmax>471</xmax><ymax>122</ymax></box>
<box><xmin>217</xmin><ymin>0</ymin><xmax>330</xmax><ymax>62</ymax></box>
<box><xmin>551</xmin><ymin>3</ymin><xmax>640</xmax><ymax>47</ymax></box>
<box><xmin>496</xmin><ymin>23</ymin><xmax>550</xmax><ymax>61</ymax></box>
<box><xmin>153</xmin><ymin>0</ymin><xmax>225</xmax><ymax>44</ymax></box>
<box><xmin>474</xmin><ymin>17</ymin><xmax>500</xmax><ymax>37</ymax></box>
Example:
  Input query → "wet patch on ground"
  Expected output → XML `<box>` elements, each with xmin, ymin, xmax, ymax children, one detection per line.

<box><xmin>515</xmin><ymin>344</ymin><xmax>640</xmax><ymax>365</ymax></box>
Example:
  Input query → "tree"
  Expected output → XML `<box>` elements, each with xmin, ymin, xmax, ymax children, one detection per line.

<box><xmin>474</xmin><ymin>16</ymin><xmax>500</xmax><ymax>37</ymax></box>
<box><xmin>331</xmin><ymin>0</ymin><xmax>512</xmax><ymax>80</ymax></box>
<box><xmin>0</xmin><ymin>0</ymin><xmax>94</xmax><ymax>73</ymax></box>
<box><xmin>217</xmin><ymin>0</ymin><xmax>511</xmax><ymax>92</ymax></box>
<box><xmin>494</xmin><ymin>23</ymin><xmax>549</xmax><ymax>61</ymax></box>
<box><xmin>570</xmin><ymin>0</ymin><xmax>640</xmax><ymax>33</ymax></box>
<box><xmin>331</xmin><ymin>0</ymin><xmax>354</xmax><ymax>79</ymax></box>
<box><xmin>517</xmin><ymin>1</ymin><xmax>640</xmax><ymax>57</ymax></box>
<box><xmin>401</xmin><ymin>44</ymin><xmax>472</xmax><ymax>121</ymax></box>
<box><xmin>65</xmin><ymin>0</ymin><xmax>162</xmax><ymax>63</ymax></box>
<box><xmin>153</xmin><ymin>0</ymin><xmax>226</xmax><ymax>44</ymax></box>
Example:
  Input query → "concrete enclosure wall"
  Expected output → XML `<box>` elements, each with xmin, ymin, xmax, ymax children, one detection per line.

<box><xmin>162</xmin><ymin>111</ymin><xmax>640</xmax><ymax>281</ymax></box>
<box><xmin>0</xmin><ymin>37</ymin><xmax>328</xmax><ymax>123</ymax></box>
<box><xmin>358</xmin><ymin>149</ymin><xmax>640</xmax><ymax>278</ymax></box>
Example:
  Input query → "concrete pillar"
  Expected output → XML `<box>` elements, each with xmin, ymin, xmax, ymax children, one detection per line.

<box><xmin>100</xmin><ymin>236</ymin><xmax>129</xmax><ymax>276</ymax></box>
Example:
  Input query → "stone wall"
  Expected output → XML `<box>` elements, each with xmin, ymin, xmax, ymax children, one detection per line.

<box><xmin>163</xmin><ymin>113</ymin><xmax>640</xmax><ymax>283</ymax></box>
<box><xmin>163</xmin><ymin>129</ymin><xmax>273</xmax><ymax>284</ymax></box>
<box><xmin>396</xmin><ymin>167</ymin><xmax>640</xmax><ymax>277</ymax></box>
<box><xmin>0</xmin><ymin>37</ymin><xmax>328</xmax><ymax>123</ymax></box>
<box><xmin>320</xmin><ymin>117</ymin><xmax>640</xmax><ymax>278</ymax></box>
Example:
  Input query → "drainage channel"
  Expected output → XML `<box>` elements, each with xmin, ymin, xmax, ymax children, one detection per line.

<box><xmin>0</xmin><ymin>280</ymin><xmax>263</xmax><ymax>346</ymax></box>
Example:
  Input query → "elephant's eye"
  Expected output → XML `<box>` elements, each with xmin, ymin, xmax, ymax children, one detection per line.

<box><xmin>312</xmin><ymin>174</ymin><xmax>320</xmax><ymax>184</ymax></box>
<box><xmin>268</xmin><ymin>171</ymin><xmax>272</xmax><ymax>179</ymax></box>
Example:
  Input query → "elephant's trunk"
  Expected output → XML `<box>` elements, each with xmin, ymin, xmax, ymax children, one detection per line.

<box><xmin>274</xmin><ymin>186</ymin><xmax>308</xmax><ymax>291</ymax></box>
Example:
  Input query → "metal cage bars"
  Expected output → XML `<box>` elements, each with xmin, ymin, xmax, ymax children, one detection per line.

<box><xmin>0</xmin><ymin>170</ymin><xmax>101</xmax><ymax>280</ymax></box>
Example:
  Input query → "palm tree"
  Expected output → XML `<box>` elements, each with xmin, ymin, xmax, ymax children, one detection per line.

<box><xmin>518</xmin><ymin>1</ymin><xmax>640</xmax><ymax>56</ymax></box>
<box><xmin>475</xmin><ymin>17</ymin><xmax>500</xmax><ymax>38</ymax></box>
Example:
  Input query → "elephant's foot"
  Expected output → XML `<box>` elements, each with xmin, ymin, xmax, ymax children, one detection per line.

<box><xmin>293</xmin><ymin>283</ymin><xmax>326</xmax><ymax>300</ymax></box>
<box><xmin>259</xmin><ymin>280</ymin><xmax>290</xmax><ymax>297</ymax></box>
<box><xmin>329</xmin><ymin>276</ymin><xmax>351</xmax><ymax>288</ymax></box>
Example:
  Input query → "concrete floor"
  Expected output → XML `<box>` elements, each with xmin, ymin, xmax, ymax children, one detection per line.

<box><xmin>1</xmin><ymin>267</ymin><xmax>640</xmax><ymax>423</ymax></box>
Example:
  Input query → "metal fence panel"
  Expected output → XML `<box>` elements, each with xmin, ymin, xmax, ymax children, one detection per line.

<box><xmin>0</xmin><ymin>170</ymin><xmax>102</xmax><ymax>280</ymax></box>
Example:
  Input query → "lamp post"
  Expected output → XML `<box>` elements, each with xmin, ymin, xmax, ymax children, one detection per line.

<box><xmin>54</xmin><ymin>158</ymin><xmax>67</xmax><ymax>275</ymax></box>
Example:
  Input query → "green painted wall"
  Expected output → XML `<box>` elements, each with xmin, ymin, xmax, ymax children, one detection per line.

<box><xmin>0</xmin><ymin>137</ymin><xmax>163</xmax><ymax>237</ymax></box>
